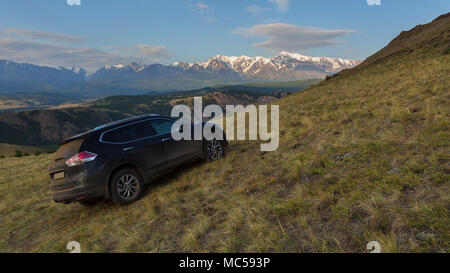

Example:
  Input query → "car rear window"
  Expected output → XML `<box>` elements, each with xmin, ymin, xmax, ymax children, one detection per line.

<box><xmin>101</xmin><ymin>121</ymin><xmax>156</xmax><ymax>143</ymax></box>
<box><xmin>54</xmin><ymin>138</ymin><xmax>84</xmax><ymax>161</ymax></box>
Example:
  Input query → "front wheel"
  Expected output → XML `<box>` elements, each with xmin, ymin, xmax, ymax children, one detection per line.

<box><xmin>204</xmin><ymin>139</ymin><xmax>224</xmax><ymax>161</ymax></box>
<box><xmin>109</xmin><ymin>169</ymin><xmax>143</xmax><ymax>205</ymax></box>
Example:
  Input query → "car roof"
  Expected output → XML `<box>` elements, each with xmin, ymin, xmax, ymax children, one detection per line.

<box><xmin>60</xmin><ymin>114</ymin><xmax>164</xmax><ymax>145</ymax></box>
<box><xmin>92</xmin><ymin>114</ymin><xmax>162</xmax><ymax>131</ymax></box>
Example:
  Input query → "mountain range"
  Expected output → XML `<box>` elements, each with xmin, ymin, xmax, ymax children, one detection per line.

<box><xmin>0</xmin><ymin>52</ymin><xmax>360</xmax><ymax>95</ymax></box>
<box><xmin>93</xmin><ymin>51</ymin><xmax>361</xmax><ymax>81</ymax></box>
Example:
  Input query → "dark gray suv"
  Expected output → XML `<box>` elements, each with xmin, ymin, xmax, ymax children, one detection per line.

<box><xmin>48</xmin><ymin>114</ymin><xmax>227</xmax><ymax>205</ymax></box>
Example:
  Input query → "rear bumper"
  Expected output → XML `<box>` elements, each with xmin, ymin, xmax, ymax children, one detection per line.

<box><xmin>52</xmin><ymin>184</ymin><xmax>105</xmax><ymax>204</ymax></box>
<box><xmin>50</xmin><ymin>166</ymin><xmax>106</xmax><ymax>204</ymax></box>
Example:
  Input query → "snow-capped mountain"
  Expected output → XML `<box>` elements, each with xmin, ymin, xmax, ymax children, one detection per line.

<box><xmin>208</xmin><ymin>51</ymin><xmax>360</xmax><ymax>75</ymax></box>
<box><xmin>0</xmin><ymin>52</ymin><xmax>361</xmax><ymax>94</ymax></box>
<box><xmin>91</xmin><ymin>51</ymin><xmax>361</xmax><ymax>82</ymax></box>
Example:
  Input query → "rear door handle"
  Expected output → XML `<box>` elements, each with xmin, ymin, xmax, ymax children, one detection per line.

<box><xmin>123</xmin><ymin>147</ymin><xmax>135</xmax><ymax>151</ymax></box>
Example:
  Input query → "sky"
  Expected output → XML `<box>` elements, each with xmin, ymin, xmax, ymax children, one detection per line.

<box><xmin>0</xmin><ymin>0</ymin><xmax>448</xmax><ymax>72</ymax></box>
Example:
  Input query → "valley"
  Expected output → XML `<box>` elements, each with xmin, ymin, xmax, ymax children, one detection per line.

<box><xmin>0</xmin><ymin>79</ymin><xmax>319</xmax><ymax>146</ymax></box>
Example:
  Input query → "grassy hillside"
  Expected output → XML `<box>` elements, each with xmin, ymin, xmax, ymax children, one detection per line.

<box><xmin>0</xmin><ymin>93</ymin><xmax>91</xmax><ymax>112</ymax></box>
<box><xmin>0</xmin><ymin>143</ymin><xmax>46</xmax><ymax>157</ymax></box>
<box><xmin>209</xmin><ymin>79</ymin><xmax>321</xmax><ymax>91</ymax></box>
<box><xmin>1</xmin><ymin>14</ymin><xmax>449</xmax><ymax>253</ymax></box>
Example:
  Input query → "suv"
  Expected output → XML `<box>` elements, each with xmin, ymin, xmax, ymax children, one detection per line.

<box><xmin>48</xmin><ymin>114</ymin><xmax>227</xmax><ymax>205</ymax></box>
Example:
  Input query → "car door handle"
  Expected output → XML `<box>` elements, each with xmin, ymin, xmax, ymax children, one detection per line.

<box><xmin>161</xmin><ymin>138</ymin><xmax>171</xmax><ymax>142</ymax></box>
<box><xmin>123</xmin><ymin>147</ymin><xmax>135</xmax><ymax>151</ymax></box>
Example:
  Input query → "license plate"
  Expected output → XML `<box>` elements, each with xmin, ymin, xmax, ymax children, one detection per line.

<box><xmin>53</xmin><ymin>172</ymin><xmax>65</xmax><ymax>180</ymax></box>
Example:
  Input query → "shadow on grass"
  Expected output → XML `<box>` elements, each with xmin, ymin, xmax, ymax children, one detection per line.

<box><xmin>142</xmin><ymin>159</ymin><xmax>205</xmax><ymax>195</ymax></box>
<box><xmin>80</xmin><ymin>159</ymin><xmax>207</xmax><ymax>208</ymax></box>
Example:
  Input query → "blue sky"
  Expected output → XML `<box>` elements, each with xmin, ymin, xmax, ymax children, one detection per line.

<box><xmin>0</xmin><ymin>0</ymin><xmax>448</xmax><ymax>72</ymax></box>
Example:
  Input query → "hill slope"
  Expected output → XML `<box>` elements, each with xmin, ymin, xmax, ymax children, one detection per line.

<box><xmin>0</xmin><ymin>14</ymin><xmax>449</xmax><ymax>252</ymax></box>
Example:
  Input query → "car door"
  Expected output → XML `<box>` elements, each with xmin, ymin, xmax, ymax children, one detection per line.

<box><xmin>149</xmin><ymin>118</ymin><xmax>200</xmax><ymax>166</ymax></box>
<box><xmin>101</xmin><ymin>120</ymin><xmax>168</xmax><ymax>179</ymax></box>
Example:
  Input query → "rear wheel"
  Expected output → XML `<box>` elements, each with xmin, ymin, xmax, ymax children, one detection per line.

<box><xmin>109</xmin><ymin>169</ymin><xmax>143</xmax><ymax>205</ymax></box>
<box><xmin>204</xmin><ymin>139</ymin><xmax>224</xmax><ymax>161</ymax></box>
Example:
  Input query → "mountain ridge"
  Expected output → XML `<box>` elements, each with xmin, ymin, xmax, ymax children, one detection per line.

<box><xmin>94</xmin><ymin>51</ymin><xmax>361</xmax><ymax>81</ymax></box>
<box><xmin>0</xmin><ymin>52</ymin><xmax>360</xmax><ymax>94</ymax></box>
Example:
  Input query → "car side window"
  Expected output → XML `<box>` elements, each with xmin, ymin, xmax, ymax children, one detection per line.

<box><xmin>150</xmin><ymin>119</ymin><xmax>175</xmax><ymax>135</ymax></box>
<box><xmin>102</xmin><ymin>121</ymin><xmax>156</xmax><ymax>143</ymax></box>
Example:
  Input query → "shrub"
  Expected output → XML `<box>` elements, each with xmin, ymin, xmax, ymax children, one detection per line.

<box><xmin>14</xmin><ymin>150</ymin><xmax>23</xmax><ymax>157</ymax></box>
<box><xmin>443</xmin><ymin>46</ymin><xmax>450</xmax><ymax>55</ymax></box>
<box><xmin>34</xmin><ymin>151</ymin><xmax>42</xmax><ymax>156</ymax></box>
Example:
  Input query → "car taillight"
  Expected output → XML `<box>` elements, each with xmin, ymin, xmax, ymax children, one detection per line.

<box><xmin>66</xmin><ymin>151</ymin><xmax>97</xmax><ymax>167</ymax></box>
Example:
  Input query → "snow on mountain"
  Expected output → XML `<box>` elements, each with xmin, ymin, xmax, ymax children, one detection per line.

<box><xmin>91</xmin><ymin>52</ymin><xmax>361</xmax><ymax>84</ymax></box>
<box><xmin>0</xmin><ymin>51</ymin><xmax>361</xmax><ymax>93</ymax></box>
<box><xmin>164</xmin><ymin>52</ymin><xmax>362</xmax><ymax>79</ymax></box>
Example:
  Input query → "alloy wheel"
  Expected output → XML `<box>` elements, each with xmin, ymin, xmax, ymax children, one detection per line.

<box><xmin>116</xmin><ymin>174</ymin><xmax>139</xmax><ymax>200</ymax></box>
<box><xmin>206</xmin><ymin>140</ymin><xmax>223</xmax><ymax>160</ymax></box>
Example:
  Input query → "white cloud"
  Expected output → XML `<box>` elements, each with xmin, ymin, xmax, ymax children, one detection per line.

<box><xmin>233</xmin><ymin>23</ymin><xmax>355</xmax><ymax>52</ymax></box>
<box><xmin>268</xmin><ymin>0</ymin><xmax>290</xmax><ymax>12</ymax></box>
<box><xmin>367</xmin><ymin>0</ymin><xmax>381</xmax><ymax>5</ymax></box>
<box><xmin>245</xmin><ymin>5</ymin><xmax>270</xmax><ymax>15</ymax></box>
<box><xmin>106</xmin><ymin>44</ymin><xmax>172</xmax><ymax>60</ymax></box>
<box><xmin>190</xmin><ymin>2</ymin><xmax>213</xmax><ymax>14</ymax></box>
<box><xmin>66</xmin><ymin>0</ymin><xmax>81</xmax><ymax>6</ymax></box>
<box><xmin>2</xmin><ymin>27</ymin><xmax>85</xmax><ymax>43</ymax></box>
<box><xmin>0</xmin><ymin>37</ymin><xmax>172</xmax><ymax>72</ymax></box>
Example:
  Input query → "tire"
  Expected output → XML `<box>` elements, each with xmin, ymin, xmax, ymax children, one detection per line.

<box><xmin>203</xmin><ymin>139</ymin><xmax>224</xmax><ymax>162</ymax></box>
<box><xmin>109</xmin><ymin>169</ymin><xmax>143</xmax><ymax>205</ymax></box>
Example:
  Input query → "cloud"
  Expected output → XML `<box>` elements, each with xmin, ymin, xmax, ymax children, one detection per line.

<box><xmin>245</xmin><ymin>5</ymin><xmax>270</xmax><ymax>15</ymax></box>
<box><xmin>106</xmin><ymin>44</ymin><xmax>172</xmax><ymax>60</ymax></box>
<box><xmin>366</xmin><ymin>0</ymin><xmax>381</xmax><ymax>6</ymax></box>
<box><xmin>2</xmin><ymin>27</ymin><xmax>85</xmax><ymax>43</ymax></box>
<box><xmin>268</xmin><ymin>0</ymin><xmax>290</xmax><ymax>12</ymax></box>
<box><xmin>233</xmin><ymin>23</ymin><xmax>355</xmax><ymax>52</ymax></box>
<box><xmin>190</xmin><ymin>2</ymin><xmax>213</xmax><ymax>14</ymax></box>
<box><xmin>0</xmin><ymin>37</ymin><xmax>172</xmax><ymax>72</ymax></box>
<box><xmin>66</xmin><ymin>0</ymin><xmax>81</xmax><ymax>6</ymax></box>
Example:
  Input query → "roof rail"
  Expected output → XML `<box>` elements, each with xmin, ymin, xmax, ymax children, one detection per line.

<box><xmin>93</xmin><ymin>114</ymin><xmax>161</xmax><ymax>130</ymax></box>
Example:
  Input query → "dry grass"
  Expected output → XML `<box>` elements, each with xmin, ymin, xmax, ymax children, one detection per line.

<box><xmin>0</xmin><ymin>143</ymin><xmax>45</xmax><ymax>157</ymax></box>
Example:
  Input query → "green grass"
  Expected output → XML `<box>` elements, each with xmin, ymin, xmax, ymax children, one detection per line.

<box><xmin>0</xmin><ymin>15</ymin><xmax>449</xmax><ymax>253</ymax></box>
